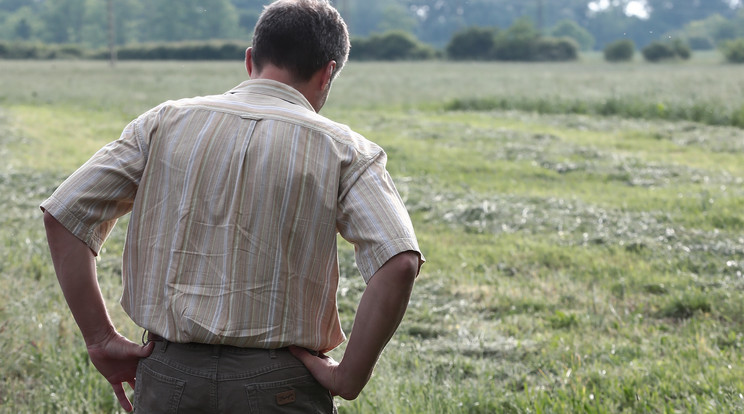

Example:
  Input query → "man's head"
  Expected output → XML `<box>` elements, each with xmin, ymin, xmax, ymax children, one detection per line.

<box><xmin>250</xmin><ymin>0</ymin><xmax>350</xmax><ymax>84</ymax></box>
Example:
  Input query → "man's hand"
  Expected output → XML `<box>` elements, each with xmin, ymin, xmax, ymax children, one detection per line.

<box><xmin>291</xmin><ymin>251</ymin><xmax>419</xmax><ymax>400</ymax></box>
<box><xmin>86</xmin><ymin>331</ymin><xmax>154</xmax><ymax>412</ymax></box>
<box><xmin>289</xmin><ymin>348</ymin><xmax>348</xmax><ymax>397</ymax></box>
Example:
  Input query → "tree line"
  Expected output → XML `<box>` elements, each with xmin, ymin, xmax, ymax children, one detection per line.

<box><xmin>1</xmin><ymin>0</ymin><xmax>743</xmax><ymax>48</ymax></box>
<box><xmin>0</xmin><ymin>0</ymin><xmax>742</xmax><ymax>58</ymax></box>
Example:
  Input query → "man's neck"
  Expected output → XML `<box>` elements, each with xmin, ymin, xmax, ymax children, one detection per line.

<box><xmin>250</xmin><ymin>65</ymin><xmax>301</xmax><ymax>89</ymax></box>
<box><xmin>251</xmin><ymin>66</ymin><xmax>322</xmax><ymax>112</ymax></box>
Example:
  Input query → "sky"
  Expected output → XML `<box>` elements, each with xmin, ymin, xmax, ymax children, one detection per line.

<box><xmin>624</xmin><ymin>1</ymin><xmax>649</xmax><ymax>18</ymax></box>
<box><xmin>588</xmin><ymin>0</ymin><xmax>650</xmax><ymax>19</ymax></box>
<box><xmin>588</xmin><ymin>0</ymin><xmax>742</xmax><ymax>19</ymax></box>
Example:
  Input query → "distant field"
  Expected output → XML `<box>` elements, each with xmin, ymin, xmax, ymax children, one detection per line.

<box><xmin>1</xmin><ymin>58</ymin><xmax>744</xmax><ymax>413</ymax></box>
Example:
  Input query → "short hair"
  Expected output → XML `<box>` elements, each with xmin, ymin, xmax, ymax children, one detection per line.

<box><xmin>251</xmin><ymin>0</ymin><xmax>350</xmax><ymax>83</ymax></box>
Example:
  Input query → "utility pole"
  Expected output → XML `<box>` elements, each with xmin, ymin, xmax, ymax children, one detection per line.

<box><xmin>536</xmin><ymin>0</ymin><xmax>544</xmax><ymax>36</ymax></box>
<box><xmin>107</xmin><ymin>0</ymin><xmax>117</xmax><ymax>67</ymax></box>
<box><xmin>338</xmin><ymin>0</ymin><xmax>350</xmax><ymax>32</ymax></box>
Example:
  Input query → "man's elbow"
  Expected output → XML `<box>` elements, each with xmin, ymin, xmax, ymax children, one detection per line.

<box><xmin>389</xmin><ymin>251</ymin><xmax>420</xmax><ymax>286</ymax></box>
<box><xmin>337</xmin><ymin>387</ymin><xmax>363</xmax><ymax>401</ymax></box>
<box><xmin>403</xmin><ymin>251</ymin><xmax>421</xmax><ymax>279</ymax></box>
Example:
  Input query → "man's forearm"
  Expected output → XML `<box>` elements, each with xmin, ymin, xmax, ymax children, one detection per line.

<box><xmin>334</xmin><ymin>251</ymin><xmax>419</xmax><ymax>399</ymax></box>
<box><xmin>44</xmin><ymin>211</ymin><xmax>117</xmax><ymax>346</ymax></box>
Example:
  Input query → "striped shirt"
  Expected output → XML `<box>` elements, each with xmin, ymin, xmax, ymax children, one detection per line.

<box><xmin>41</xmin><ymin>79</ymin><xmax>423</xmax><ymax>352</ymax></box>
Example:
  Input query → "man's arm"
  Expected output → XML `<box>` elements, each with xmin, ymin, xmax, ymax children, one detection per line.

<box><xmin>291</xmin><ymin>250</ymin><xmax>419</xmax><ymax>400</ymax></box>
<box><xmin>43</xmin><ymin>211</ymin><xmax>153</xmax><ymax>412</ymax></box>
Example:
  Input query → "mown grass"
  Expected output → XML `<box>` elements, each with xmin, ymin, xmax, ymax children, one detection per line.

<box><xmin>2</xmin><ymin>59</ymin><xmax>744</xmax><ymax>413</ymax></box>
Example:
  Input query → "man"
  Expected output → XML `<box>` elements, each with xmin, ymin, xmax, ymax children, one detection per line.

<box><xmin>41</xmin><ymin>0</ymin><xmax>424</xmax><ymax>412</ymax></box>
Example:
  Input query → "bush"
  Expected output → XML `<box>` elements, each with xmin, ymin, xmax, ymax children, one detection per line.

<box><xmin>0</xmin><ymin>41</ymin><xmax>54</xmax><ymax>59</ymax></box>
<box><xmin>642</xmin><ymin>41</ymin><xmax>678</xmax><ymax>62</ymax></box>
<box><xmin>603</xmin><ymin>39</ymin><xmax>635</xmax><ymax>62</ymax></box>
<box><xmin>491</xmin><ymin>18</ymin><xmax>540</xmax><ymax>61</ymax></box>
<box><xmin>0</xmin><ymin>40</ymin><xmax>248</xmax><ymax>61</ymax></box>
<box><xmin>351</xmin><ymin>31</ymin><xmax>436</xmax><ymax>61</ymax></box>
<box><xmin>443</xmin><ymin>19</ymin><xmax>578</xmax><ymax>62</ymax></box>
<box><xmin>49</xmin><ymin>44</ymin><xmax>84</xmax><ymax>59</ymax></box>
<box><xmin>109</xmin><ymin>41</ymin><xmax>246</xmax><ymax>60</ymax></box>
<box><xmin>672</xmin><ymin>38</ymin><xmax>692</xmax><ymax>60</ymax></box>
<box><xmin>446</xmin><ymin>26</ymin><xmax>498</xmax><ymax>60</ymax></box>
<box><xmin>533</xmin><ymin>37</ymin><xmax>579</xmax><ymax>61</ymax></box>
<box><xmin>491</xmin><ymin>35</ymin><xmax>535</xmax><ymax>61</ymax></box>
<box><xmin>641</xmin><ymin>39</ymin><xmax>692</xmax><ymax>62</ymax></box>
<box><xmin>721</xmin><ymin>38</ymin><xmax>744</xmax><ymax>63</ymax></box>
<box><xmin>488</xmin><ymin>35</ymin><xmax>579</xmax><ymax>62</ymax></box>
<box><xmin>445</xmin><ymin>25</ymin><xmax>577</xmax><ymax>62</ymax></box>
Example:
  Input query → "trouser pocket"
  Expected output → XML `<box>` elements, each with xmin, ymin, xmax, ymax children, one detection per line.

<box><xmin>244</xmin><ymin>373</ymin><xmax>335</xmax><ymax>414</ymax></box>
<box><xmin>133</xmin><ymin>359</ymin><xmax>186</xmax><ymax>414</ymax></box>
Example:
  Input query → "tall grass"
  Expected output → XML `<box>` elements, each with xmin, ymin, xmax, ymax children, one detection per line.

<box><xmin>2</xmin><ymin>59</ymin><xmax>744</xmax><ymax>413</ymax></box>
<box><xmin>445</xmin><ymin>95</ymin><xmax>744</xmax><ymax>128</ymax></box>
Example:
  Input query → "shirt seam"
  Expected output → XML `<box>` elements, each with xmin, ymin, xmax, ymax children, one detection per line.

<box><xmin>362</xmin><ymin>236</ymin><xmax>422</xmax><ymax>283</ymax></box>
<box><xmin>156</xmin><ymin>101</ymin><xmax>375</xmax><ymax>158</ymax></box>
<box><xmin>42</xmin><ymin>195</ymin><xmax>104</xmax><ymax>253</ymax></box>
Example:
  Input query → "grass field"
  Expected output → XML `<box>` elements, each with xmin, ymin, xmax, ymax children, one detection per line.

<box><xmin>1</xmin><ymin>56</ymin><xmax>744</xmax><ymax>413</ymax></box>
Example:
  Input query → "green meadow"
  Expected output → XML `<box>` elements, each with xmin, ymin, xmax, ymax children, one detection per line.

<box><xmin>1</xmin><ymin>56</ymin><xmax>744</xmax><ymax>413</ymax></box>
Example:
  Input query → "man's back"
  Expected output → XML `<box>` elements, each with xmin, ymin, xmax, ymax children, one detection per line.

<box><xmin>118</xmin><ymin>79</ymin><xmax>417</xmax><ymax>353</ymax></box>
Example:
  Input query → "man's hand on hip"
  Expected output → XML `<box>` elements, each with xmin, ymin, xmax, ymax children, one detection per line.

<box><xmin>289</xmin><ymin>347</ymin><xmax>348</xmax><ymax>396</ymax></box>
<box><xmin>291</xmin><ymin>251</ymin><xmax>420</xmax><ymax>400</ymax></box>
<box><xmin>86</xmin><ymin>331</ymin><xmax>154</xmax><ymax>412</ymax></box>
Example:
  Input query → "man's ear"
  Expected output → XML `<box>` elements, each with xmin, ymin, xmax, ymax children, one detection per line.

<box><xmin>245</xmin><ymin>47</ymin><xmax>254</xmax><ymax>77</ymax></box>
<box><xmin>320</xmin><ymin>60</ymin><xmax>336</xmax><ymax>89</ymax></box>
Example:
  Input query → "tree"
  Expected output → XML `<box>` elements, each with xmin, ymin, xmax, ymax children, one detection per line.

<box><xmin>550</xmin><ymin>19</ymin><xmax>594</xmax><ymax>50</ymax></box>
<box><xmin>2</xmin><ymin>6</ymin><xmax>38</xmax><ymax>41</ymax></box>
<box><xmin>664</xmin><ymin>8</ymin><xmax>744</xmax><ymax>50</ymax></box>
<box><xmin>584</xmin><ymin>0</ymin><xmax>742</xmax><ymax>49</ymax></box>
<box><xmin>14</xmin><ymin>18</ymin><xmax>30</xmax><ymax>39</ymax></box>
<box><xmin>712</xmin><ymin>19</ymin><xmax>739</xmax><ymax>42</ymax></box>
<box><xmin>140</xmin><ymin>0</ymin><xmax>239</xmax><ymax>42</ymax></box>
<box><xmin>230</xmin><ymin>0</ymin><xmax>265</xmax><ymax>38</ymax></box>
<box><xmin>79</xmin><ymin>0</ymin><xmax>106</xmax><ymax>47</ymax></box>
<box><xmin>377</xmin><ymin>3</ymin><xmax>417</xmax><ymax>34</ymax></box>
<box><xmin>0</xmin><ymin>0</ymin><xmax>34</xmax><ymax>13</ymax></box>
<box><xmin>676</xmin><ymin>14</ymin><xmax>729</xmax><ymax>49</ymax></box>
<box><xmin>342</xmin><ymin>0</ymin><xmax>405</xmax><ymax>38</ymax></box>
<box><xmin>645</xmin><ymin>0</ymin><xmax>739</xmax><ymax>34</ymax></box>
<box><xmin>40</xmin><ymin>0</ymin><xmax>86</xmax><ymax>43</ymax></box>
<box><xmin>1</xmin><ymin>0</ymin><xmax>741</xmax><ymax>53</ymax></box>
<box><xmin>492</xmin><ymin>17</ymin><xmax>540</xmax><ymax>60</ymax></box>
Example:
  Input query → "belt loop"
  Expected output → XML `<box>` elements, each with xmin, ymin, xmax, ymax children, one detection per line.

<box><xmin>143</xmin><ymin>329</ymin><xmax>169</xmax><ymax>352</ymax></box>
<box><xmin>269</xmin><ymin>349</ymin><xmax>277</xmax><ymax>359</ymax></box>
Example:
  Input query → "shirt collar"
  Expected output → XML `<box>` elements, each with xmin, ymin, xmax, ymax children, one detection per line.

<box><xmin>227</xmin><ymin>79</ymin><xmax>315</xmax><ymax>113</ymax></box>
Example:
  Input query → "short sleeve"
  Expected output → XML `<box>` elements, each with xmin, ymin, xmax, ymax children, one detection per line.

<box><xmin>40</xmin><ymin>119</ymin><xmax>149</xmax><ymax>254</ymax></box>
<box><xmin>336</xmin><ymin>152</ymin><xmax>424</xmax><ymax>283</ymax></box>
